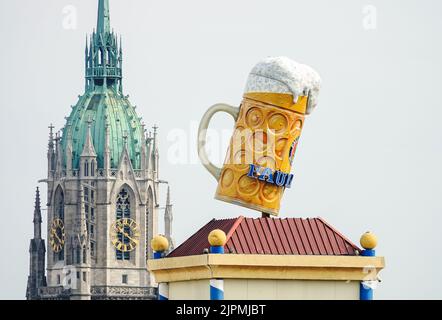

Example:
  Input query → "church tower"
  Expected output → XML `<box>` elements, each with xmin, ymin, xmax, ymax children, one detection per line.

<box><xmin>27</xmin><ymin>0</ymin><xmax>174</xmax><ymax>300</ymax></box>
<box><xmin>26</xmin><ymin>187</ymin><xmax>47</xmax><ymax>300</ymax></box>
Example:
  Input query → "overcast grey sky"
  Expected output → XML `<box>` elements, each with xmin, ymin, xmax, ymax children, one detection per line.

<box><xmin>1</xmin><ymin>0</ymin><xmax>441</xmax><ymax>299</ymax></box>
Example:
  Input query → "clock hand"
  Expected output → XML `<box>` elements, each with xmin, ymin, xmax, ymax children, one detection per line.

<box><xmin>122</xmin><ymin>232</ymin><xmax>138</xmax><ymax>243</ymax></box>
<box><xmin>114</xmin><ymin>225</ymin><xmax>123</xmax><ymax>234</ymax></box>
<box><xmin>54</xmin><ymin>233</ymin><xmax>62</xmax><ymax>243</ymax></box>
<box><xmin>116</xmin><ymin>226</ymin><xmax>134</xmax><ymax>241</ymax></box>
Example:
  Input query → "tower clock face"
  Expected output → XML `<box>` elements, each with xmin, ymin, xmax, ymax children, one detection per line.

<box><xmin>49</xmin><ymin>218</ymin><xmax>65</xmax><ymax>253</ymax></box>
<box><xmin>110</xmin><ymin>218</ymin><xmax>140</xmax><ymax>252</ymax></box>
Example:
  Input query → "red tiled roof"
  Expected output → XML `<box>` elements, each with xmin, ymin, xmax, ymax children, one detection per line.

<box><xmin>168</xmin><ymin>216</ymin><xmax>360</xmax><ymax>257</ymax></box>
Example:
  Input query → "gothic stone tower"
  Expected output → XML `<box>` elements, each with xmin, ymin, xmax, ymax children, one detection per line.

<box><xmin>26</xmin><ymin>187</ymin><xmax>47</xmax><ymax>300</ymax></box>
<box><xmin>26</xmin><ymin>0</ymin><xmax>173</xmax><ymax>300</ymax></box>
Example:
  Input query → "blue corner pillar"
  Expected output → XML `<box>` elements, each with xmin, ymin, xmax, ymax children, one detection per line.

<box><xmin>359</xmin><ymin>231</ymin><xmax>378</xmax><ymax>300</ymax></box>
<box><xmin>208</xmin><ymin>229</ymin><xmax>226</xmax><ymax>300</ymax></box>
<box><xmin>210</xmin><ymin>279</ymin><xmax>224</xmax><ymax>300</ymax></box>
<box><xmin>151</xmin><ymin>235</ymin><xmax>170</xmax><ymax>300</ymax></box>
<box><xmin>360</xmin><ymin>248</ymin><xmax>375</xmax><ymax>300</ymax></box>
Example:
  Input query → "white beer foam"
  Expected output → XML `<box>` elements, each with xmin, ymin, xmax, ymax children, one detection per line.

<box><xmin>244</xmin><ymin>56</ymin><xmax>321</xmax><ymax>114</ymax></box>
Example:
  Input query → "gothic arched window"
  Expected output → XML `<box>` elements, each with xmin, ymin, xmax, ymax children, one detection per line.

<box><xmin>98</xmin><ymin>49</ymin><xmax>103</xmax><ymax>66</ymax></box>
<box><xmin>84</xmin><ymin>160</ymin><xmax>89</xmax><ymax>177</ymax></box>
<box><xmin>90</xmin><ymin>161</ymin><xmax>95</xmax><ymax>177</ymax></box>
<box><xmin>54</xmin><ymin>187</ymin><xmax>65</xmax><ymax>261</ymax></box>
<box><xmin>54</xmin><ymin>187</ymin><xmax>64</xmax><ymax>221</ymax></box>
<box><xmin>107</xmin><ymin>50</ymin><xmax>112</xmax><ymax>66</ymax></box>
<box><xmin>116</xmin><ymin>188</ymin><xmax>131</xmax><ymax>260</ymax></box>
<box><xmin>75</xmin><ymin>247</ymin><xmax>81</xmax><ymax>264</ymax></box>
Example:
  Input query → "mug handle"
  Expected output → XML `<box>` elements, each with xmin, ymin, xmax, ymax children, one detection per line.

<box><xmin>198</xmin><ymin>103</ymin><xmax>240</xmax><ymax>180</ymax></box>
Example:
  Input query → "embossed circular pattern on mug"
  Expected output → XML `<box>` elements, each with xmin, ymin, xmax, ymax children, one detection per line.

<box><xmin>249</xmin><ymin>131</ymin><xmax>268</xmax><ymax>154</ymax></box>
<box><xmin>268</xmin><ymin>113</ymin><xmax>288</xmax><ymax>134</ymax></box>
<box><xmin>237</xmin><ymin>174</ymin><xmax>260</xmax><ymax>196</ymax></box>
<box><xmin>245</xmin><ymin>107</ymin><xmax>264</xmax><ymax>128</ymax></box>
<box><xmin>275</xmin><ymin>138</ymin><xmax>288</xmax><ymax>159</ymax></box>
<box><xmin>230</xmin><ymin>126</ymin><xmax>247</xmax><ymax>154</ymax></box>
<box><xmin>256</xmin><ymin>156</ymin><xmax>276</xmax><ymax>170</ymax></box>
<box><xmin>220</xmin><ymin>168</ymin><xmax>235</xmax><ymax>188</ymax></box>
<box><xmin>232</xmin><ymin>149</ymin><xmax>250</xmax><ymax>169</ymax></box>
<box><xmin>261</xmin><ymin>183</ymin><xmax>279</xmax><ymax>202</ymax></box>
<box><xmin>291</xmin><ymin>119</ymin><xmax>303</xmax><ymax>133</ymax></box>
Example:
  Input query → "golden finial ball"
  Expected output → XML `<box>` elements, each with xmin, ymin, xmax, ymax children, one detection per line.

<box><xmin>360</xmin><ymin>231</ymin><xmax>378</xmax><ymax>250</ymax></box>
<box><xmin>151</xmin><ymin>235</ymin><xmax>169</xmax><ymax>252</ymax></box>
<box><xmin>208</xmin><ymin>229</ymin><xmax>227</xmax><ymax>246</ymax></box>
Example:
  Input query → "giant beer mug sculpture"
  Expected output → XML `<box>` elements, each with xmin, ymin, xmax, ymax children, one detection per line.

<box><xmin>198</xmin><ymin>57</ymin><xmax>321</xmax><ymax>216</ymax></box>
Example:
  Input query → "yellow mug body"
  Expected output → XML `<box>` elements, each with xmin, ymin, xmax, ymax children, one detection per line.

<box><xmin>198</xmin><ymin>92</ymin><xmax>307</xmax><ymax>216</ymax></box>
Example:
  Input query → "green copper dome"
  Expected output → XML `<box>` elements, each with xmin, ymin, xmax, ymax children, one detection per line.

<box><xmin>60</xmin><ymin>0</ymin><xmax>145</xmax><ymax>170</ymax></box>
<box><xmin>61</xmin><ymin>88</ymin><xmax>144</xmax><ymax>170</ymax></box>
